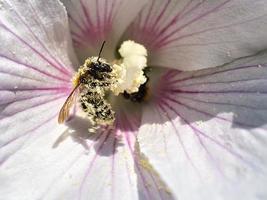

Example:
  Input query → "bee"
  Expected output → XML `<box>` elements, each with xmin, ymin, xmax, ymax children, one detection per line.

<box><xmin>58</xmin><ymin>41</ymin><xmax>115</xmax><ymax>125</ymax></box>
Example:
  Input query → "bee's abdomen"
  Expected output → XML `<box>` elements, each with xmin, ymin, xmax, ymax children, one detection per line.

<box><xmin>80</xmin><ymin>90</ymin><xmax>115</xmax><ymax>125</ymax></box>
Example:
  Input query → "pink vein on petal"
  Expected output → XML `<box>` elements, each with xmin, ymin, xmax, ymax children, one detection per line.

<box><xmin>142</xmin><ymin>0</ymin><xmax>155</xmax><ymax>33</ymax></box>
<box><xmin>0</xmin><ymin>90</ymin><xmax>60</xmax><ymax>106</ymax></box>
<box><xmin>155</xmin><ymin>0</ymin><xmax>232</xmax><ymax>48</ymax></box>
<box><xmin>4</xmin><ymin>0</ymin><xmax>74</xmax><ymax>75</ymax></box>
<box><xmin>0</xmin><ymin>112</ymin><xmax>58</xmax><ymax>165</ymax></box>
<box><xmin>163</xmin><ymin>94</ymin><xmax>260</xmax><ymax>128</ymax></box>
<box><xmin>0</xmin><ymin>94</ymin><xmax>65</xmax><ymax>120</ymax></box>
<box><xmin>156</xmin><ymin>102</ymin><xmax>201</xmax><ymax>177</ymax></box>
<box><xmin>124</xmin><ymin>113</ymin><xmax>173</xmax><ymax>200</ymax></box>
<box><xmin>167</xmin><ymin>64</ymin><xmax>267</xmax><ymax>85</ymax></box>
<box><xmin>176</xmin><ymin>95</ymin><xmax>265</xmax><ymax>111</ymax></box>
<box><xmin>0</xmin><ymin>97</ymin><xmax>65</xmax><ymax>148</ymax></box>
<box><xmin>158</xmin><ymin>97</ymin><xmax>252</xmax><ymax>168</ymax></box>
<box><xmin>110</xmin><ymin>120</ymin><xmax>119</xmax><ymax>200</ymax></box>
<box><xmin>69</xmin><ymin>0</ymin><xmax>113</xmax><ymax>47</ymax></box>
<box><xmin>150</xmin><ymin>0</ymin><xmax>171</xmax><ymax>32</ymax></box>
<box><xmin>78</xmin><ymin>129</ymin><xmax>112</xmax><ymax>200</ymax></box>
<box><xmin>152</xmin><ymin>0</ymin><xmax>199</xmax><ymax>43</ymax></box>
<box><xmin>163</xmin><ymin>14</ymin><xmax>267</xmax><ymax>49</ymax></box>
<box><xmin>0</xmin><ymin>23</ymin><xmax>71</xmax><ymax>77</ymax></box>
<box><xmin>130</xmin><ymin>0</ymin><xmax>202</xmax><ymax>49</ymax></box>
<box><xmin>0</xmin><ymin>87</ymin><xmax>71</xmax><ymax>93</ymax></box>
<box><xmin>156</xmin><ymin>98</ymin><xmax>224</xmax><ymax>176</ymax></box>
<box><xmin>130</xmin><ymin>0</ymin><xmax>234</xmax><ymax>51</ymax></box>
<box><xmin>0</xmin><ymin>54</ymin><xmax>70</xmax><ymax>82</ymax></box>
<box><xmin>96</xmin><ymin>0</ymin><xmax>101</xmax><ymax>37</ymax></box>
<box><xmin>117</xmin><ymin>113</ymin><xmax>152</xmax><ymax>200</ymax></box>
<box><xmin>40</xmin><ymin>132</ymin><xmax>104</xmax><ymax>200</ymax></box>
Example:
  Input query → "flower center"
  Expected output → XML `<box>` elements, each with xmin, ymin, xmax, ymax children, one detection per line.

<box><xmin>71</xmin><ymin>40</ymin><xmax>149</xmax><ymax>126</ymax></box>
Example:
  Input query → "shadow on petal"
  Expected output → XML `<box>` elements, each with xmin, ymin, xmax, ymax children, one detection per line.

<box><xmin>52</xmin><ymin>115</ymin><xmax>125</xmax><ymax>156</ymax></box>
<box><xmin>134</xmin><ymin>143</ymin><xmax>177</xmax><ymax>200</ymax></box>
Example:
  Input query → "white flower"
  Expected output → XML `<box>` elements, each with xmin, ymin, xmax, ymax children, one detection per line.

<box><xmin>1</xmin><ymin>0</ymin><xmax>267</xmax><ymax>200</ymax></box>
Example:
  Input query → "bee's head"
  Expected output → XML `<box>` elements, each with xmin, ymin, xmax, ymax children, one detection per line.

<box><xmin>91</xmin><ymin>62</ymin><xmax>112</xmax><ymax>72</ymax></box>
<box><xmin>87</xmin><ymin>41</ymin><xmax>113</xmax><ymax>80</ymax></box>
<box><xmin>89</xmin><ymin>61</ymin><xmax>112</xmax><ymax>80</ymax></box>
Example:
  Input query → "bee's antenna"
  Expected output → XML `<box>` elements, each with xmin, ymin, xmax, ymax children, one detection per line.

<box><xmin>97</xmin><ymin>41</ymin><xmax>106</xmax><ymax>63</ymax></box>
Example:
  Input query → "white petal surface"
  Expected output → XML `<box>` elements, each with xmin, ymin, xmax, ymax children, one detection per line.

<box><xmin>138</xmin><ymin>52</ymin><xmax>267</xmax><ymax>199</ymax></box>
<box><xmin>1</xmin><ymin>112</ymin><xmax>174</xmax><ymax>200</ymax></box>
<box><xmin>0</xmin><ymin>0</ymin><xmax>80</xmax><ymax>198</ymax></box>
<box><xmin>127</xmin><ymin>0</ymin><xmax>267</xmax><ymax>70</ymax></box>
<box><xmin>61</xmin><ymin>0</ymin><xmax>149</xmax><ymax>61</ymax></box>
<box><xmin>0</xmin><ymin>0</ymin><xmax>77</xmax><ymax>82</ymax></box>
<box><xmin>0</xmin><ymin>0</ymin><xmax>78</xmax><ymax>162</ymax></box>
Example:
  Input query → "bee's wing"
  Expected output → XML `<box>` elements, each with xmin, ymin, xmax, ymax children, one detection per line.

<box><xmin>58</xmin><ymin>84</ymin><xmax>81</xmax><ymax>124</ymax></box>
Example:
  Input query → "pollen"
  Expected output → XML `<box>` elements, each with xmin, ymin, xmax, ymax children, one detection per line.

<box><xmin>71</xmin><ymin>59</ymin><xmax>92</xmax><ymax>87</ymax></box>
<box><xmin>72</xmin><ymin>71</ymin><xmax>81</xmax><ymax>87</ymax></box>
<box><xmin>111</xmin><ymin>40</ymin><xmax>148</xmax><ymax>95</ymax></box>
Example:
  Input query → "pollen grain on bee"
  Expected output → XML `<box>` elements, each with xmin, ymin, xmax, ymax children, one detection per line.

<box><xmin>59</xmin><ymin>40</ymin><xmax>150</xmax><ymax>126</ymax></box>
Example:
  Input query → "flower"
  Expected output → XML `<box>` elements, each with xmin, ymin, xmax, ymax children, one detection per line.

<box><xmin>1</xmin><ymin>0</ymin><xmax>267</xmax><ymax>199</ymax></box>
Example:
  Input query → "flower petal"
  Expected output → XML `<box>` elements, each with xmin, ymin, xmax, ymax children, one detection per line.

<box><xmin>0</xmin><ymin>0</ymin><xmax>76</xmax><ymax>168</ymax></box>
<box><xmin>1</xmin><ymin>113</ymin><xmax>174</xmax><ymax>200</ymax></box>
<box><xmin>61</xmin><ymin>0</ymin><xmax>149</xmax><ymax>61</ymax></box>
<box><xmin>0</xmin><ymin>0</ymin><xmax>78</xmax><ymax>79</ymax></box>
<box><xmin>138</xmin><ymin>51</ymin><xmax>267</xmax><ymax>199</ymax></box>
<box><xmin>127</xmin><ymin>0</ymin><xmax>267</xmax><ymax>70</ymax></box>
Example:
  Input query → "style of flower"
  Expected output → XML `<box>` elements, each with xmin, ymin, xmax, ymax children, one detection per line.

<box><xmin>1</xmin><ymin>0</ymin><xmax>267</xmax><ymax>200</ymax></box>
